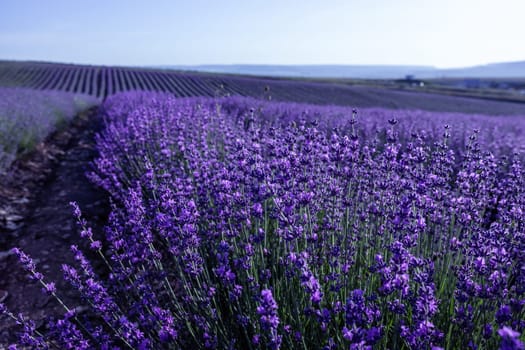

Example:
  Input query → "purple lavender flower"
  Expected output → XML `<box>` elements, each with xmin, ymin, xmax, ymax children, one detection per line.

<box><xmin>257</xmin><ymin>289</ymin><xmax>282</xmax><ymax>349</ymax></box>
<box><xmin>7</xmin><ymin>92</ymin><xmax>525</xmax><ymax>349</ymax></box>
<box><xmin>499</xmin><ymin>327</ymin><xmax>525</xmax><ymax>350</ymax></box>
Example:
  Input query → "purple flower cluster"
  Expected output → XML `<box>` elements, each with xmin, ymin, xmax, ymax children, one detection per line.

<box><xmin>342</xmin><ymin>289</ymin><xmax>382</xmax><ymax>348</ymax></box>
<box><xmin>257</xmin><ymin>289</ymin><xmax>282</xmax><ymax>349</ymax></box>
<box><xmin>499</xmin><ymin>326</ymin><xmax>525</xmax><ymax>350</ymax></box>
<box><xmin>3</xmin><ymin>92</ymin><xmax>525</xmax><ymax>349</ymax></box>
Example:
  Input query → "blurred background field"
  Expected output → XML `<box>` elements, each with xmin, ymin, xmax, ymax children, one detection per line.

<box><xmin>0</xmin><ymin>87</ymin><xmax>99</xmax><ymax>171</ymax></box>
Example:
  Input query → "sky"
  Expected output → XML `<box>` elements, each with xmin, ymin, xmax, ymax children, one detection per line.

<box><xmin>0</xmin><ymin>0</ymin><xmax>524</xmax><ymax>68</ymax></box>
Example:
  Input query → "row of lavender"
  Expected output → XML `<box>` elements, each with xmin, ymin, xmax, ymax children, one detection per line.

<box><xmin>0</xmin><ymin>61</ymin><xmax>409</xmax><ymax>107</ymax></box>
<box><xmin>0</xmin><ymin>63</ymin><xmax>237</xmax><ymax>98</ymax></box>
<box><xmin>0</xmin><ymin>62</ymin><xmax>327</xmax><ymax>101</ymax></box>
<box><xmin>0</xmin><ymin>87</ymin><xmax>99</xmax><ymax>171</ymax></box>
<box><xmin>3</xmin><ymin>93</ymin><xmax>525</xmax><ymax>349</ymax></box>
<box><xmin>2</xmin><ymin>62</ymin><xmax>525</xmax><ymax>118</ymax></box>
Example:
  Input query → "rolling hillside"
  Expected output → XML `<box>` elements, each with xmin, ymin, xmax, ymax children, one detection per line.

<box><xmin>0</xmin><ymin>60</ymin><xmax>524</xmax><ymax>116</ymax></box>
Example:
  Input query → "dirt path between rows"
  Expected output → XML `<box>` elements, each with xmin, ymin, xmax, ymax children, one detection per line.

<box><xmin>0</xmin><ymin>107</ymin><xmax>109</xmax><ymax>346</ymax></box>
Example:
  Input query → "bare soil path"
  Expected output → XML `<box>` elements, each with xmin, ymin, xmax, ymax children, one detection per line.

<box><xmin>0</xmin><ymin>107</ymin><xmax>109</xmax><ymax>346</ymax></box>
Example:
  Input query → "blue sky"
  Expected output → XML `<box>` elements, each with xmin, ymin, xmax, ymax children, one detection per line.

<box><xmin>1</xmin><ymin>0</ymin><xmax>524</xmax><ymax>68</ymax></box>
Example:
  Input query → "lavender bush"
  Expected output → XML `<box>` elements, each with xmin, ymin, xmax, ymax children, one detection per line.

<box><xmin>2</xmin><ymin>93</ymin><xmax>525</xmax><ymax>349</ymax></box>
<box><xmin>0</xmin><ymin>87</ymin><xmax>100</xmax><ymax>171</ymax></box>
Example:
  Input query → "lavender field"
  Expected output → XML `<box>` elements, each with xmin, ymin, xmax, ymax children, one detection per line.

<box><xmin>0</xmin><ymin>87</ymin><xmax>99</xmax><ymax>171</ymax></box>
<box><xmin>2</xmin><ymin>61</ymin><xmax>525</xmax><ymax>117</ymax></box>
<box><xmin>2</xmin><ymin>92</ymin><xmax>524</xmax><ymax>349</ymax></box>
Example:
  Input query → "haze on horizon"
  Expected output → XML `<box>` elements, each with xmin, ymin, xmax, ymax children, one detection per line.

<box><xmin>0</xmin><ymin>0</ymin><xmax>524</xmax><ymax>69</ymax></box>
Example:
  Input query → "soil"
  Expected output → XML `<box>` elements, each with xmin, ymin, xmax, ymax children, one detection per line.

<box><xmin>0</xmin><ymin>107</ymin><xmax>109</xmax><ymax>346</ymax></box>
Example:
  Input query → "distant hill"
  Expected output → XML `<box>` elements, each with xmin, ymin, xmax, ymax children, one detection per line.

<box><xmin>161</xmin><ymin>61</ymin><xmax>525</xmax><ymax>79</ymax></box>
<box><xmin>161</xmin><ymin>64</ymin><xmax>436</xmax><ymax>79</ymax></box>
<box><xmin>436</xmin><ymin>61</ymin><xmax>525</xmax><ymax>78</ymax></box>
<box><xmin>161</xmin><ymin>64</ymin><xmax>437</xmax><ymax>79</ymax></box>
